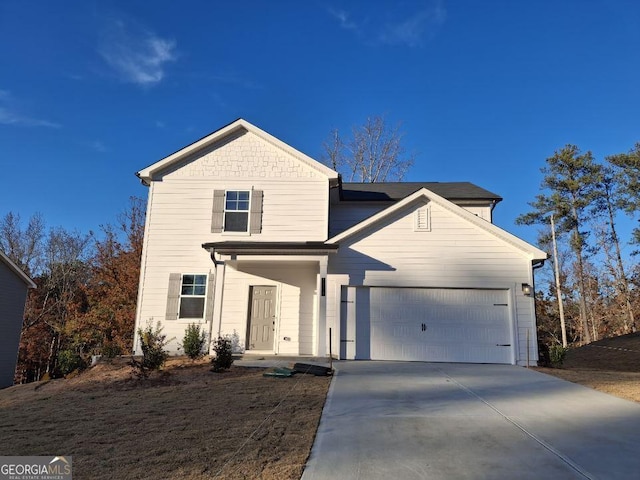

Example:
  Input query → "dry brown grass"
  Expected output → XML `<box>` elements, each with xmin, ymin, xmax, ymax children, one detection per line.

<box><xmin>0</xmin><ymin>358</ymin><xmax>330</xmax><ymax>479</ymax></box>
<box><xmin>536</xmin><ymin>332</ymin><xmax>640</xmax><ymax>403</ymax></box>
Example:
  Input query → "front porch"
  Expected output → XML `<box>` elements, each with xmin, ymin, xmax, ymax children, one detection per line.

<box><xmin>202</xmin><ymin>242</ymin><xmax>337</xmax><ymax>357</ymax></box>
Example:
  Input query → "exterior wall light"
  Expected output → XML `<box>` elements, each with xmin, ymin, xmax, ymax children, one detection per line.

<box><xmin>522</xmin><ymin>283</ymin><xmax>533</xmax><ymax>296</ymax></box>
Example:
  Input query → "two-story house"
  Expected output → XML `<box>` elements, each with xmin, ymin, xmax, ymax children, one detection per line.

<box><xmin>133</xmin><ymin>119</ymin><xmax>547</xmax><ymax>366</ymax></box>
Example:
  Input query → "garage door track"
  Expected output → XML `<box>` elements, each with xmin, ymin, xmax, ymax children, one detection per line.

<box><xmin>301</xmin><ymin>362</ymin><xmax>640</xmax><ymax>480</ymax></box>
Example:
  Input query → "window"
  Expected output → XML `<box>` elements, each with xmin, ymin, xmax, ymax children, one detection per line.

<box><xmin>179</xmin><ymin>274</ymin><xmax>207</xmax><ymax>318</ymax></box>
<box><xmin>211</xmin><ymin>189</ymin><xmax>263</xmax><ymax>234</ymax></box>
<box><xmin>224</xmin><ymin>190</ymin><xmax>250</xmax><ymax>232</ymax></box>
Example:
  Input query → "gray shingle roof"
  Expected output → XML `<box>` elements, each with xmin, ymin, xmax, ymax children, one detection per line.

<box><xmin>340</xmin><ymin>182</ymin><xmax>502</xmax><ymax>202</ymax></box>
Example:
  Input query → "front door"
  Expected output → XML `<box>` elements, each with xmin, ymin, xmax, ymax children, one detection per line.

<box><xmin>247</xmin><ymin>286</ymin><xmax>276</xmax><ymax>350</ymax></box>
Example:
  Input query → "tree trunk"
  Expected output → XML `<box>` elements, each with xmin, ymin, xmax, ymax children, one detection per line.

<box><xmin>551</xmin><ymin>215</ymin><xmax>568</xmax><ymax>347</ymax></box>
<box><xmin>605</xmin><ymin>192</ymin><xmax>636</xmax><ymax>332</ymax></box>
<box><xmin>571</xmin><ymin>204</ymin><xmax>591</xmax><ymax>343</ymax></box>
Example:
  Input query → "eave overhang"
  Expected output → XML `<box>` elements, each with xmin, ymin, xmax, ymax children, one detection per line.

<box><xmin>0</xmin><ymin>251</ymin><xmax>36</xmax><ymax>288</ymax></box>
<box><xmin>202</xmin><ymin>241</ymin><xmax>339</xmax><ymax>256</ymax></box>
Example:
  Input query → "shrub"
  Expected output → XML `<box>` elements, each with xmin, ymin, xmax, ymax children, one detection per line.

<box><xmin>549</xmin><ymin>344</ymin><xmax>568</xmax><ymax>368</ymax></box>
<box><xmin>211</xmin><ymin>336</ymin><xmax>234</xmax><ymax>372</ymax></box>
<box><xmin>131</xmin><ymin>323</ymin><xmax>170</xmax><ymax>378</ymax></box>
<box><xmin>181</xmin><ymin>324</ymin><xmax>207</xmax><ymax>360</ymax></box>
<box><xmin>101</xmin><ymin>341</ymin><xmax>123</xmax><ymax>360</ymax></box>
<box><xmin>57</xmin><ymin>349</ymin><xmax>86</xmax><ymax>376</ymax></box>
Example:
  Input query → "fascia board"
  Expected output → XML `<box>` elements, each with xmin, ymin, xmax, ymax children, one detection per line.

<box><xmin>0</xmin><ymin>250</ymin><xmax>36</xmax><ymax>288</ymax></box>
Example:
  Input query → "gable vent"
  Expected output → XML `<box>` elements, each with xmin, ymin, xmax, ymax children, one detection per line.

<box><xmin>414</xmin><ymin>206</ymin><xmax>431</xmax><ymax>232</ymax></box>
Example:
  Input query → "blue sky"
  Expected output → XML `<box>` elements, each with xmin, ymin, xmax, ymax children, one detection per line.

<box><xmin>1</xmin><ymin>0</ymin><xmax>639</xmax><ymax>249</ymax></box>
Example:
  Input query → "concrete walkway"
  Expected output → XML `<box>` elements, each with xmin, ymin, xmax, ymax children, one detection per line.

<box><xmin>301</xmin><ymin>361</ymin><xmax>640</xmax><ymax>480</ymax></box>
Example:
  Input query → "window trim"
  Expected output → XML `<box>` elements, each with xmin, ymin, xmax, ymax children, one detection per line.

<box><xmin>223</xmin><ymin>189</ymin><xmax>251</xmax><ymax>233</ymax></box>
<box><xmin>178</xmin><ymin>273</ymin><xmax>208</xmax><ymax>320</ymax></box>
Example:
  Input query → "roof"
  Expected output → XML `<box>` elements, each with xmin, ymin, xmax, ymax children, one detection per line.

<box><xmin>137</xmin><ymin>118</ymin><xmax>339</xmax><ymax>184</ymax></box>
<box><xmin>340</xmin><ymin>182</ymin><xmax>502</xmax><ymax>203</ymax></box>
<box><xmin>328</xmin><ymin>187</ymin><xmax>547</xmax><ymax>262</ymax></box>
<box><xmin>0</xmin><ymin>250</ymin><xmax>36</xmax><ymax>288</ymax></box>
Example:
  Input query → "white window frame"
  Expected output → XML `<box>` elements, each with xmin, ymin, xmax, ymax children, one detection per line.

<box><xmin>179</xmin><ymin>274</ymin><xmax>208</xmax><ymax>320</ymax></box>
<box><xmin>224</xmin><ymin>189</ymin><xmax>251</xmax><ymax>233</ymax></box>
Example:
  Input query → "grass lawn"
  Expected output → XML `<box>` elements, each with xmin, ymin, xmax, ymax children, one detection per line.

<box><xmin>4</xmin><ymin>333</ymin><xmax>639</xmax><ymax>479</ymax></box>
<box><xmin>0</xmin><ymin>358</ymin><xmax>331</xmax><ymax>479</ymax></box>
<box><xmin>536</xmin><ymin>331</ymin><xmax>640</xmax><ymax>403</ymax></box>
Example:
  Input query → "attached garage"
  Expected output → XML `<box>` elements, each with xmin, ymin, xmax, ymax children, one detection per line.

<box><xmin>341</xmin><ymin>287</ymin><xmax>514</xmax><ymax>364</ymax></box>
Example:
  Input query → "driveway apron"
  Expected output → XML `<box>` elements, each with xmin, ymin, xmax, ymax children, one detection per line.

<box><xmin>301</xmin><ymin>362</ymin><xmax>640</xmax><ymax>480</ymax></box>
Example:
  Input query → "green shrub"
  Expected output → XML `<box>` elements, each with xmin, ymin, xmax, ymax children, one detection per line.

<box><xmin>549</xmin><ymin>344</ymin><xmax>568</xmax><ymax>368</ymax></box>
<box><xmin>211</xmin><ymin>336</ymin><xmax>233</xmax><ymax>372</ymax></box>
<box><xmin>131</xmin><ymin>323</ymin><xmax>169</xmax><ymax>378</ymax></box>
<box><xmin>181</xmin><ymin>324</ymin><xmax>207</xmax><ymax>360</ymax></box>
<box><xmin>57</xmin><ymin>349</ymin><xmax>86</xmax><ymax>376</ymax></box>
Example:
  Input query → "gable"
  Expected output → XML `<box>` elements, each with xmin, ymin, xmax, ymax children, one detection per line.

<box><xmin>137</xmin><ymin>119</ymin><xmax>338</xmax><ymax>184</ymax></box>
<box><xmin>328</xmin><ymin>188</ymin><xmax>547</xmax><ymax>261</ymax></box>
<box><xmin>160</xmin><ymin>130</ymin><xmax>325</xmax><ymax>181</ymax></box>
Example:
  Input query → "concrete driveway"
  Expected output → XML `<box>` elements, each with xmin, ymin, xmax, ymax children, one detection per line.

<box><xmin>301</xmin><ymin>362</ymin><xmax>640</xmax><ymax>480</ymax></box>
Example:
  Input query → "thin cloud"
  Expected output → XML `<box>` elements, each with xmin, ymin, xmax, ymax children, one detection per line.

<box><xmin>328</xmin><ymin>8</ymin><xmax>359</xmax><ymax>31</ymax></box>
<box><xmin>89</xmin><ymin>140</ymin><xmax>107</xmax><ymax>152</ymax></box>
<box><xmin>99</xmin><ymin>19</ymin><xmax>177</xmax><ymax>86</ymax></box>
<box><xmin>327</xmin><ymin>2</ymin><xmax>446</xmax><ymax>48</ymax></box>
<box><xmin>0</xmin><ymin>91</ymin><xmax>60</xmax><ymax>128</ymax></box>
<box><xmin>380</xmin><ymin>3</ymin><xmax>447</xmax><ymax>47</ymax></box>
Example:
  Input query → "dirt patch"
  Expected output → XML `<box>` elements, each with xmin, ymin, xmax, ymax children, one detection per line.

<box><xmin>0</xmin><ymin>358</ymin><xmax>331</xmax><ymax>479</ymax></box>
<box><xmin>536</xmin><ymin>332</ymin><xmax>640</xmax><ymax>404</ymax></box>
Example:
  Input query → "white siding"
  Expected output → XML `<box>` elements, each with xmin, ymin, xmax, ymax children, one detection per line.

<box><xmin>330</xmin><ymin>203</ymin><xmax>390</xmax><ymax>237</ymax></box>
<box><xmin>134</xmin><ymin>130</ymin><xmax>329</xmax><ymax>353</ymax></box>
<box><xmin>0</xmin><ymin>263</ymin><xmax>29</xmax><ymax>387</ymax></box>
<box><xmin>460</xmin><ymin>205</ymin><xmax>492</xmax><ymax>222</ymax></box>
<box><xmin>328</xmin><ymin>199</ymin><xmax>538</xmax><ymax>365</ymax></box>
<box><xmin>219</xmin><ymin>262</ymin><xmax>317</xmax><ymax>355</ymax></box>
<box><xmin>330</xmin><ymin>202</ymin><xmax>493</xmax><ymax>238</ymax></box>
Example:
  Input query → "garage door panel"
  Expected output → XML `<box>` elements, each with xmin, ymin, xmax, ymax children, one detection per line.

<box><xmin>368</xmin><ymin>287</ymin><xmax>512</xmax><ymax>364</ymax></box>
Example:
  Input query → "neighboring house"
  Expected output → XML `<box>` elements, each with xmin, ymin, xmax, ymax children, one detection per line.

<box><xmin>133</xmin><ymin>119</ymin><xmax>547</xmax><ymax>366</ymax></box>
<box><xmin>0</xmin><ymin>250</ymin><xmax>35</xmax><ymax>388</ymax></box>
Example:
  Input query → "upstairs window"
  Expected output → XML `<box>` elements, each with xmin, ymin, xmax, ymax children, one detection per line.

<box><xmin>211</xmin><ymin>189</ymin><xmax>263</xmax><ymax>234</ymax></box>
<box><xmin>179</xmin><ymin>274</ymin><xmax>207</xmax><ymax>318</ymax></box>
<box><xmin>224</xmin><ymin>190</ymin><xmax>250</xmax><ymax>232</ymax></box>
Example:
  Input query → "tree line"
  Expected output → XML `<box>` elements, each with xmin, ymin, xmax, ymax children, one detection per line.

<box><xmin>517</xmin><ymin>143</ymin><xmax>640</xmax><ymax>349</ymax></box>
<box><xmin>1</xmin><ymin>198</ymin><xmax>144</xmax><ymax>383</ymax></box>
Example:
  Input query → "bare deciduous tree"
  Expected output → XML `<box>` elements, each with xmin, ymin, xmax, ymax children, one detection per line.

<box><xmin>322</xmin><ymin>115</ymin><xmax>415</xmax><ymax>182</ymax></box>
<box><xmin>0</xmin><ymin>212</ymin><xmax>45</xmax><ymax>276</ymax></box>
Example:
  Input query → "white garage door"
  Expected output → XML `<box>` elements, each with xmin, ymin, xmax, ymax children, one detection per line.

<box><xmin>370</xmin><ymin>288</ymin><xmax>512</xmax><ymax>364</ymax></box>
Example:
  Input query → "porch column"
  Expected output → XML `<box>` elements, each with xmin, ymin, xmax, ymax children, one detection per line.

<box><xmin>208</xmin><ymin>260</ymin><xmax>226</xmax><ymax>355</ymax></box>
<box><xmin>316</xmin><ymin>257</ymin><xmax>328</xmax><ymax>357</ymax></box>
